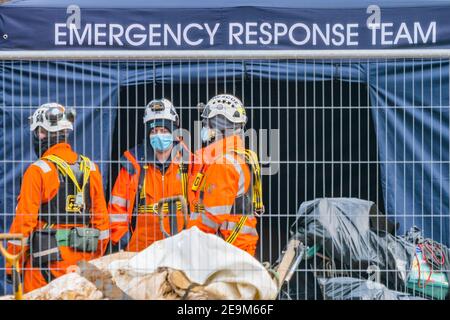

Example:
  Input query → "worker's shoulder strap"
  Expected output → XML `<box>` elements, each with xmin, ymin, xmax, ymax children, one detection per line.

<box><xmin>224</xmin><ymin>149</ymin><xmax>263</xmax><ymax>245</ymax></box>
<box><xmin>229</xmin><ymin>148</ymin><xmax>264</xmax><ymax>215</ymax></box>
<box><xmin>42</xmin><ymin>154</ymin><xmax>93</xmax><ymax>196</ymax></box>
<box><xmin>130</xmin><ymin>164</ymin><xmax>147</xmax><ymax>233</ymax></box>
<box><xmin>79</xmin><ymin>155</ymin><xmax>96</xmax><ymax>172</ymax></box>
<box><xmin>230</xmin><ymin>149</ymin><xmax>259</xmax><ymax>170</ymax></box>
<box><xmin>42</xmin><ymin>154</ymin><xmax>92</xmax><ymax>179</ymax></box>
<box><xmin>174</xmin><ymin>142</ymin><xmax>190</xmax><ymax>203</ymax></box>
<box><xmin>120</xmin><ymin>150</ymin><xmax>140</xmax><ymax>176</ymax></box>
<box><xmin>42</xmin><ymin>153</ymin><xmax>92</xmax><ymax>168</ymax></box>
<box><xmin>120</xmin><ymin>141</ymin><xmax>150</xmax><ymax>176</ymax></box>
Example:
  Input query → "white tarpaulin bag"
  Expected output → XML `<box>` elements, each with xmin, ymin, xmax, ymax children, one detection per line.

<box><xmin>109</xmin><ymin>227</ymin><xmax>278</xmax><ymax>300</ymax></box>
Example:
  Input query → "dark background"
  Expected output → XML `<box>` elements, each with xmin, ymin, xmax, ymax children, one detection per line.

<box><xmin>109</xmin><ymin>79</ymin><xmax>384</xmax><ymax>264</ymax></box>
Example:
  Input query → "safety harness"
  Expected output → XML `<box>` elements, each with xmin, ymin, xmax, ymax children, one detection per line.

<box><xmin>42</xmin><ymin>154</ymin><xmax>92</xmax><ymax>210</ymax></box>
<box><xmin>191</xmin><ymin>148</ymin><xmax>264</xmax><ymax>244</ymax></box>
<box><xmin>31</xmin><ymin>154</ymin><xmax>98</xmax><ymax>283</ymax></box>
<box><xmin>130</xmin><ymin>153</ymin><xmax>190</xmax><ymax>236</ymax></box>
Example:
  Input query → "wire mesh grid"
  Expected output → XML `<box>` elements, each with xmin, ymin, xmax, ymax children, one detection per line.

<box><xmin>0</xmin><ymin>58</ymin><xmax>449</xmax><ymax>300</ymax></box>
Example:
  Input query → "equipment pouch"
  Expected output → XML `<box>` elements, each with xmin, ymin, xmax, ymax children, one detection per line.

<box><xmin>68</xmin><ymin>227</ymin><xmax>100</xmax><ymax>252</ymax></box>
<box><xmin>30</xmin><ymin>229</ymin><xmax>62</xmax><ymax>266</ymax></box>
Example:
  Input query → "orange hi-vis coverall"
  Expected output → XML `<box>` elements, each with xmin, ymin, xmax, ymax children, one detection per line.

<box><xmin>108</xmin><ymin>141</ymin><xmax>198</xmax><ymax>252</ymax></box>
<box><xmin>6</xmin><ymin>143</ymin><xmax>110</xmax><ymax>293</ymax></box>
<box><xmin>188</xmin><ymin>135</ymin><xmax>261</xmax><ymax>256</ymax></box>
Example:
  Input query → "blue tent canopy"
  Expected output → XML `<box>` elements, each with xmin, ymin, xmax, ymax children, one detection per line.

<box><xmin>1</xmin><ymin>0</ymin><xmax>450</xmax><ymax>295</ymax></box>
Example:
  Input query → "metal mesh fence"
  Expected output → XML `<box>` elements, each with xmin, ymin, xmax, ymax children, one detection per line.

<box><xmin>1</xmin><ymin>58</ymin><xmax>449</xmax><ymax>300</ymax></box>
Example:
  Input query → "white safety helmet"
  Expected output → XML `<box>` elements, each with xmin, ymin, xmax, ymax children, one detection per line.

<box><xmin>143</xmin><ymin>98</ymin><xmax>179</xmax><ymax>126</ymax></box>
<box><xmin>29</xmin><ymin>103</ymin><xmax>75</xmax><ymax>133</ymax></box>
<box><xmin>201</xmin><ymin>94</ymin><xmax>247</xmax><ymax>125</ymax></box>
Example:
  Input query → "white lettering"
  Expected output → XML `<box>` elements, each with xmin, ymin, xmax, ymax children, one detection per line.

<box><xmin>204</xmin><ymin>23</ymin><xmax>220</xmax><ymax>45</ymax></box>
<box><xmin>274</xmin><ymin>23</ymin><xmax>288</xmax><ymax>45</ymax></box>
<box><xmin>55</xmin><ymin>23</ymin><xmax>67</xmax><ymax>45</ymax></box>
<box><xmin>394</xmin><ymin>23</ymin><xmax>413</xmax><ymax>44</ymax></box>
<box><xmin>245</xmin><ymin>22</ymin><xmax>258</xmax><ymax>45</ymax></box>
<box><xmin>312</xmin><ymin>24</ymin><xmax>329</xmax><ymax>46</ymax></box>
<box><xmin>125</xmin><ymin>24</ymin><xmax>146</xmax><ymax>46</ymax></box>
<box><xmin>70</xmin><ymin>24</ymin><xmax>92</xmax><ymax>45</ymax></box>
<box><xmin>331</xmin><ymin>24</ymin><xmax>345</xmax><ymax>46</ymax></box>
<box><xmin>164</xmin><ymin>24</ymin><xmax>181</xmax><ymax>46</ymax></box>
<box><xmin>183</xmin><ymin>23</ymin><xmax>203</xmax><ymax>46</ymax></box>
<box><xmin>414</xmin><ymin>22</ymin><xmax>436</xmax><ymax>44</ymax></box>
<box><xmin>347</xmin><ymin>23</ymin><xmax>359</xmax><ymax>46</ymax></box>
<box><xmin>381</xmin><ymin>22</ymin><xmax>393</xmax><ymax>45</ymax></box>
<box><xmin>229</xmin><ymin>23</ymin><xmax>244</xmax><ymax>44</ymax></box>
<box><xmin>109</xmin><ymin>24</ymin><xmax>124</xmax><ymax>46</ymax></box>
<box><xmin>94</xmin><ymin>24</ymin><xmax>106</xmax><ymax>45</ymax></box>
<box><xmin>289</xmin><ymin>23</ymin><xmax>310</xmax><ymax>46</ymax></box>
<box><xmin>259</xmin><ymin>22</ymin><xmax>273</xmax><ymax>45</ymax></box>
<box><xmin>149</xmin><ymin>24</ymin><xmax>161</xmax><ymax>46</ymax></box>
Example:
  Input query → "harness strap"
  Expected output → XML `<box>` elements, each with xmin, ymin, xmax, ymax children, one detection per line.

<box><xmin>191</xmin><ymin>148</ymin><xmax>264</xmax><ymax>245</ymax></box>
<box><xmin>179</xmin><ymin>162</ymin><xmax>189</xmax><ymax>206</ymax></box>
<box><xmin>138</xmin><ymin>202</ymin><xmax>183</xmax><ymax>214</ymax></box>
<box><xmin>231</xmin><ymin>149</ymin><xmax>264</xmax><ymax>215</ymax></box>
<box><xmin>42</xmin><ymin>154</ymin><xmax>91</xmax><ymax>195</ymax></box>
<box><xmin>225</xmin><ymin>215</ymin><xmax>249</xmax><ymax>244</ymax></box>
<box><xmin>226</xmin><ymin>149</ymin><xmax>264</xmax><ymax>244</ymax></box>
<box><xmin>131</xmin><ymin>165</ymin><xmax>147</xmax><ymax>232</ymax></box>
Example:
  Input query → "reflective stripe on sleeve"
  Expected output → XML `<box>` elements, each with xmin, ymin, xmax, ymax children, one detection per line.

<box><xmin>32</xmin><ymin>160</ymin><xmax>51</xmax><ymax>173</ymax></box>
<box><xmin>110</xmin><ymin>195</ymin><xmax>128</xmax><ymax>208</ymax></box>
<box><xmin>32</xmin><ymin>247</ymin><xmax>59</xmax><ymax>258</ymax></box>
<box><xmin>224</xmin><ymin>154</ymin><xmax>245</xmax><ymax>196</ymax></box>
<box><xmin>99</xmin><ymin>229</ymin><xmax>110</xmax><ymax>240</ymax></box>
<box><xmin>89</xmin><ymin>160</ymin><xmax>96</xmax><ymax>171</ymax></box>
<box><xmin>109</xmin><ymin>214</ymin><xmax>129</xmax><ymax>223</ymax></box>
<box><xmin>8</xmin><ymin>238</ymin><xmax>29</xmax><ymax>246</ymax></box>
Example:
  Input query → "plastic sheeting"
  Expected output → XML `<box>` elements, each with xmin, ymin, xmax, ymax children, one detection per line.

<box><xmin>318</xmin><ymin>277</ymin><xmax>425</xmax><ymax>300</ymax></box>
<box><xmin>291</xmin><ymin>198</ymin><xmax>417</xmax><ymax>291</ymax></box>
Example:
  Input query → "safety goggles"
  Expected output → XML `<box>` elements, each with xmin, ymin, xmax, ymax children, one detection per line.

<box><xmin>148</xmin><ymin>101</ymin><xmax>166</xmax><ymax>112</ymax></box>
<box><xmin>30</xmin><ymin>106</ymin><xmax>76</xmax><ymax>127</ymax></box>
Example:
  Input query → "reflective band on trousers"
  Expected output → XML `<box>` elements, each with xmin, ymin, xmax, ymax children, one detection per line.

<box><xmin>224</xmin><ymin>154</ymin><xmax>245</xmax><ymax>196</ymax></box>
<box><xmin>221</xmin><ymin>221</ymin><xmax>258</xmax><ymax>236</ymax></box>
<box><xmin>191</xmin><ymin>212</ymin><xmax>220</xmax><ymax>230</ymax></box>
<box><xmin>99</xmin><ymin>229</ymin><xmax>110</xmax><ymax>240</ymax></box>
<box><xmin>32</xmin><ymin>247</ymin><xmax>59</xmax><ymax>258</ymax></box>
<box><xmin>190</xmin><ymin>211</ymin><xmax>200</xmax><ymax>220</ymax></box>
<box><xmin>110</xmin><ymin>195</ymin><xmax>128</xmax><ymax>208</ymax></box>
<box><xmin>8</xmin><ymin>238</ymin><xmax>29</xmax><ymax>246</ymax></box>
<box><xmin>109</xmin><ymin>214</ymin><xmax>129</xmax><ymax>223</ymax></box>
<box><xmin>204</xmin><ymin>205</ymin><xmax>232</xmax><ymax>215</ymax></box>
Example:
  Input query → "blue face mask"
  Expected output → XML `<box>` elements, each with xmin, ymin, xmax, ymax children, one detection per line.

<box><xmin>150</xmin><ymin>133</ymin><xmax>173</xmax><ymax>152</ymax></box>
